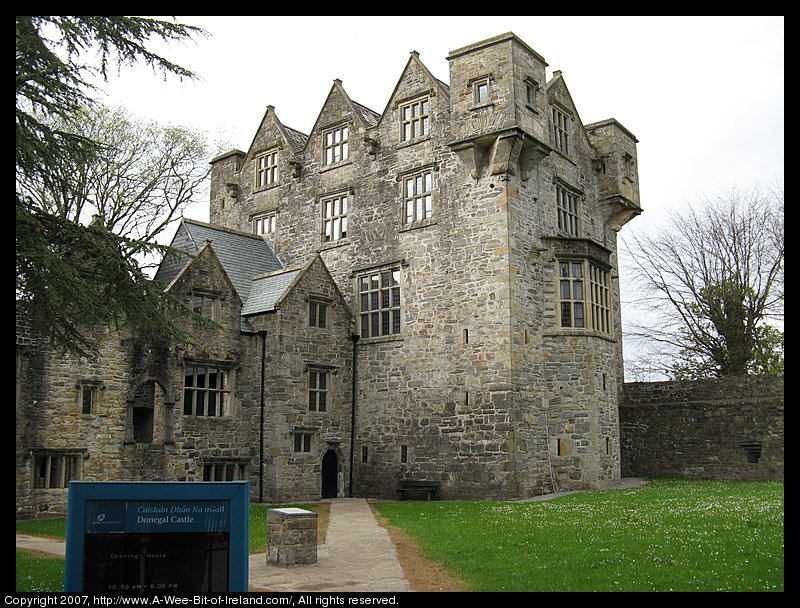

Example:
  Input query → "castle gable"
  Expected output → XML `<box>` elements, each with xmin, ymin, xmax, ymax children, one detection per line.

<box><xmin>378</xmin><ymin>51</ymin><xmax>450</xmax><ymax>132</ymax></box>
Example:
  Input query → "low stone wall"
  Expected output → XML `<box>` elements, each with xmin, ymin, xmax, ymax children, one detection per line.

<box><xmin>620</xmin><ymin>375</ymin><xmax>783</xmax><ymax>481</ymax></box>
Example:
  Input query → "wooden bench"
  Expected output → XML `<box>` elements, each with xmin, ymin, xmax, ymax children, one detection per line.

<box><xmin>396</xmin><ymin>480</ymin><xmax>441</xmax><ymax>501</ymax></box>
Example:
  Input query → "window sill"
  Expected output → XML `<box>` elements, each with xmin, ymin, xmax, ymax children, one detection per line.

<box><xmin>469</xmin><ymin>101</ymin><xmax>495</xmax><ymax>112</ymax></box>
<box><xmin>358</xmin><ymin>333</ymin><xmax>404</xmax><ymax>345</ymax></box>
<box><xmin>396</xmin><ymin>134</ymin><xmax>432</xmax><ymax>150</ymax></box>
<box><xmin>399</xmin><ymin>219</ymin><xmax>436</xmax><ymax>233</ymax></box>
<box><xmin>318</xmin><ymin>238</ymin><xmax>350</xmax><ymax>252</ymax></box>
<box><xmin>253</xmin><ymin>182</ymin><xmax>280</xmax><ymax>194</ymax></box>
<box><xmin>319</xmin><ymin>159</ymin><xmax>352</xmax><ymax>173</ymax></box>
<box><xmin>543</xmin><ymin>329</ymin><xmax>616</xmax><ymax>343</ymax></box>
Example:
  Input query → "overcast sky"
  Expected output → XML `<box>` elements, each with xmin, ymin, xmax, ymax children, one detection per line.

<box><xmin>95</xmin><ymin>16</ymin><xmax>783</xmax><ymax>377</ymax></box>
<box><xmin>97</xmin><ymin>15</ymin><xmax>784</xmax><ymax>228</ymax></box>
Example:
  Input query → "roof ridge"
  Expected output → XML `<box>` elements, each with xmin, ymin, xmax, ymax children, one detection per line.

<box><xmin>182</xmin><ymin>218</ymin><xmax>265</xmax><ymax>241</ymax></box>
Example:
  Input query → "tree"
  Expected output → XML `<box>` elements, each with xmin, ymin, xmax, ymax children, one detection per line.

<box><xmin>622</xmin><ymin>183</ymin><xmax>783</xmax><ymax>378</ymax></box>
<box><xmin>18</xmin><ymin>104</ymin><xmax>212</xmax><ymax>271</ymax></box>
<box><xmin>16</xmin><ymin>16</ymin><xmax>209</xmax><ymax>357</ymax></box>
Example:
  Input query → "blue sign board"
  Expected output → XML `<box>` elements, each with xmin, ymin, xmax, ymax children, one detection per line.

<box><xmin>64</xmin><ymin>482</ymin><xmax>249</xmax><ymax>593</ymax></box>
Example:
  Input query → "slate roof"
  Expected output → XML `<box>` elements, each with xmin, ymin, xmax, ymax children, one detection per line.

<box><xmin>154</xmin><ymin>219</ymin><xmax>284</xmax><ymax>328</ymax></box>
<box><xmin>241</xmin><ymin>269</ymin><xmax>302</xmax><ymax>316</ymax></box>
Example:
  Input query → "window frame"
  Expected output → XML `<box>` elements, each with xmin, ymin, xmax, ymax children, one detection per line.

<box><xmin>191</xmin><ymin>290</ymin><xmax>221</xmax><ymax>322</ymax></box>
<box><xmin>308</xmin><ymin>368</ymin><xmax>329</xmax><ymax>412</ymax></box>
<box><xmin>293</xmin><ymin>432</ymin><xmax>312</xmax><ymax>453</ymax></box>
<box><xmin>399</xmin><ymin>96</ymin><xmax>430</xmax><ymax>142</ymax></box>
<box><xmin>473</xmin><ymin>77</ymin><xmax>491</xmax><ymax>105</ymax></box>
<box><xmin>254</xmin><ymin>148</ymin><xmax>279</xmax><ymax>190</ymax></box>
<box><xmin>203</xmin><ymin>460</ymin><xmax>249</xmax><ymax>482</ymax></box>
<box><xmin>358</xmin><ymin>267</ymin><xmax>402</xmax><ymax>339</ymax></box>
<box><xmin>77</xmin><ymin>380</ymin><xmax>103</xmax><ymax>415</ymax></box>
<box><xmin>552</xmin><ymin>106</ymin><xmax>571</xmax><ymax>155</ymax></box>
<box><xmin>309</xmin><ymin>300</ymin><xmax>328</xmax><ymax>328</ymax></box>
<box><xmin>402</xmin><ymin>168</ymin><xmax>433</xmax><ymax>224</ymax></box>
<box><xmin>31</xmin><ymin>450</ymin><xmax>84</xmax><ymax>489</ymax></box>
<box><xmin>253</xmin><ymin>212</ymin><xmax>276</xmax><ymax>236</ymax></box>
<box><xmin>183</xmin><ymin>363</ymin><xmax>232</xmax><ymax>418</ymax></box>
<box><xmin>321</xmin><ymin>192</ymin><xmax>349</xmax><ymax>243</ymax></box>
<box><xmin>322</xmin><ymin>124</ymin><xmax>350</xmax><ymax>166</ymax></box>
<box><xmin>557</xmin><ymin>259</ymin><xmax>612</xmax><ymax>334</ymax></box>
<box><xmin>556</xmin><ymin>185</ymin><xmax>580</xmax><ymax>237</ymax></box>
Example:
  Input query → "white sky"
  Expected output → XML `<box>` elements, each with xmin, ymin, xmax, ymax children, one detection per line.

<box><xmin>97</xmin><ymin>15</ymin><xmax>784</xmax><ymax>232</ymax></box>
<box><xmin>95</xmin><ymin>16</ymin><xmax>783</xmax><ymax>377</ymax></box>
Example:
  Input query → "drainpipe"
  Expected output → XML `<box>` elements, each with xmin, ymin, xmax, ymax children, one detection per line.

<box><xmin>348</xmin><ymin>332</ymin><xmax>360</xmax><ymax>497</ymax></box>
<box><xmin>257</xmin><ymin>330</ymin><xmax>267</xmax><ymax>503</ymax></box>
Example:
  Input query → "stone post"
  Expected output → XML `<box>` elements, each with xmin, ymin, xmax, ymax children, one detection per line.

<box><xmin>267</xmin><ymin>508</ymin><xmax>318</xmax><ymax>566</ymax></box>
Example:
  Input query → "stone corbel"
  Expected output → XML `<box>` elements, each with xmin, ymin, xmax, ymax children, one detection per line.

<box><xmin>451</xmin><ymin>130</ymin><xmax>551</xmax><ymax>180</ymax></box>
<box><xmin>363</xmin><ymin>136</ymin><xmax>378</xmax><ymax>156</ymax></box>
<box><xmin>489</xmin><ymin>133</ymin><xmax>523</xmax><ymax>176</ymax></box>
<box><xmin>600</xmin><ymin>196</ymin><xmax>642</xmax><ymax>232</ymax></box>
<box><xmin>450</xmin><ymin>140</ymin><xmax>486</xmax><ymax>179</ymax></box>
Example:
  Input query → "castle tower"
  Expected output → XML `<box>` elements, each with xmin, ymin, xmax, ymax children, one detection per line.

<box><xmin>203</xmin><ymin>32</ymin><xmax>642</xmax><ymax>499</ymax></box>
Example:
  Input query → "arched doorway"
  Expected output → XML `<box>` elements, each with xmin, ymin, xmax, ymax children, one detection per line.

<box><xmin>321</xmin><ymin>450</ymin><xmax>338</xmax><ymax>498</ymax></box>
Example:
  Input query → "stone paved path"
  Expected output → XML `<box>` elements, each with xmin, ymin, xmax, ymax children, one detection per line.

<box><xmin>249</xmin><ymin>498</ymin><xmax>410</xmax><ymax>592</ymax></box>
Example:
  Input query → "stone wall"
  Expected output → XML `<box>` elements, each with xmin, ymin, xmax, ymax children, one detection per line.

<box><xmin>619</xmin><ymin>375</ymin><xmax>784</xmax><ymax>481</ymax></box>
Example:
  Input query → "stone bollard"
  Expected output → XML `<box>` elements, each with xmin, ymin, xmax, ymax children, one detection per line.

<box><xmin>267</xmin><ymin>508</ymin><xmax>318</xmax><ymax>566</ymax></box>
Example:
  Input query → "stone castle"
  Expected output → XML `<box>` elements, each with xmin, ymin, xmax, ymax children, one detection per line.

<box><xmin>16</xmin><ymin>32</ymin><xmax>642</xmax><ymax>517</ymax></box>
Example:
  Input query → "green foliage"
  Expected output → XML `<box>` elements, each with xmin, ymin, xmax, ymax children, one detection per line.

<box><xmin>375</xmin><ymin>479</ymin><xmax>784</xmax><ymax>592</ymax></box>
<box><xmin>16</xmin><ymin>16</ymin><xmax>209</xmax><ymax>358</ymax></box>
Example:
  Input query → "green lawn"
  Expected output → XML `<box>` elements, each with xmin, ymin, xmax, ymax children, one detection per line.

<box><xmin>374</xmin><ymin>478</ymin><xmax>784</xmax><ymax>592</ymax></box>
<box><xmin>16</xmin><ymin>481</ymin><xmax>784</xmax><ymax>592</ymax></box>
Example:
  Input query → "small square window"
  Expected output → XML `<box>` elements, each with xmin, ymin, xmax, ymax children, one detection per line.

<box><xmin>294</xmin><ymin>432</ymin><xmax>312</xmax><ymax>453</ymax></box>
<box><xmin>474</xmin><ymin>79</ymin><xmax>490</xmax><ymax>104</ymax></box>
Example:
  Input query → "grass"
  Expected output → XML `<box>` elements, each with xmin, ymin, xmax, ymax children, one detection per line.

<box><xmin>373</xmin><ymin>478</ymin><xmax>784</xmax><ymax>592</ymax></box>
<box><xmin>16</xmin><ymin>481</ymin><xmax>783</xmax><ymax>592</ymax></box>
<box><xmin>15</xmin><ymin>551</ymin><xmax>64</xmax><ymax>593</ymax></box>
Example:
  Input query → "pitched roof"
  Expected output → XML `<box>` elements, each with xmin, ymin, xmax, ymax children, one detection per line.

<box><xmin>155</xmin><ymin>219</ymin><xmax>282</xmax><ymax>307</ymax></box>
<box><xmin>241</xmin><ymin>268</ymin><xmax>302</xmax><ymax>316</ymax></box>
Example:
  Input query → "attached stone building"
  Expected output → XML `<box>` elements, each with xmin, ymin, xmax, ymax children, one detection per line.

<box><xmin>16</xmin><ymin>32</ymin><xmax>641</xmax><ymax>517</ymax></box>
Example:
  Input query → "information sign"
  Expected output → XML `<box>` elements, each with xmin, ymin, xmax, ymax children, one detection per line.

<box><xmin>64</xmin><ymin>482</ymin><xmax>249</xmax><ymax>593</ymax></box>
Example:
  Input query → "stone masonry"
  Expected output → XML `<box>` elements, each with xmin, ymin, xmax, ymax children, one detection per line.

<box><xmin>17</xmin><ymin>32</ymin><xmax>642</xmax><ymax>516</ymax></box>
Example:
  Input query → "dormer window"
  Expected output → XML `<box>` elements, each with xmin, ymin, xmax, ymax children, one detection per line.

<box><xmin>192</xmin><ymin>291</ymin><xmax>221</xmax><ymax>322</ymax></box>
<box><xmin>254</xmin><ymin>148</ymin><xmax>278</xmax><ymax>190</ymax></box>
<box><xmin>400</xmin><ymin>97</ymin><xmax>430</xmax><ymax>142</ymax></box>
<box><xmin>552</xmin><ymin>107</ymin><xmax>571</xmax><ymax>154</ymax></box>
<box><xmin>323</xmin><ymin>125</ymin><xmax>349</xmax><ymax>165</ymax></box>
